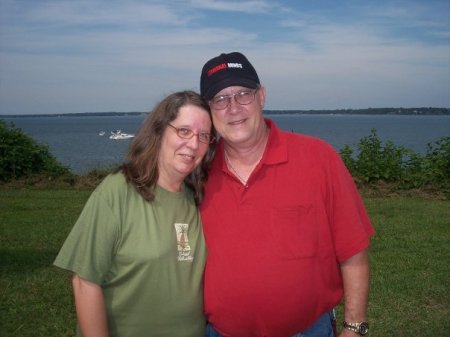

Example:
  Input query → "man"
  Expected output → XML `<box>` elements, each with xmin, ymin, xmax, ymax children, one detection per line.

<box><xmin>199</xmin><ymin>52</ymin><xmax>375</xmax><ymax>337</ymax></box>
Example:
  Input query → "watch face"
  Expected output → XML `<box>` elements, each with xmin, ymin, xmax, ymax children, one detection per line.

<box><xmin>358</xmin><ymin>322</ymin><xmax>369</xmax><ymax>335</ymax></box>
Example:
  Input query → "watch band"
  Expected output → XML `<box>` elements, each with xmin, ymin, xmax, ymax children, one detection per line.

<box><xmin>343</xmin><ymin>321</ymin><xmax>369</xmax><ymax>335</ymax></box>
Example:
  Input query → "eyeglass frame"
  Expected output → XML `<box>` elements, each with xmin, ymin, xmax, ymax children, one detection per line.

<box><xmin>167</xmin><ymin>123</ymin><xmax>215</xmax><ymax>144</ymax></box>
<box><xmin>209</xmin><ymin>87</ymin><xmax>259</xmax><ymax>110</ymax></box>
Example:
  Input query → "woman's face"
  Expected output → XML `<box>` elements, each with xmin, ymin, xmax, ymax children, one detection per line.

<box><xmin>158</xmin><ymin>104</ymin><xmax>212</xmax><ymax>186</ymax></box>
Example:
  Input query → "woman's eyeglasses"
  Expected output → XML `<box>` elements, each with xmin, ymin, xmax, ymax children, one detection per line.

<box><xmin>167</xmin><ymin>124</ymin><xmax>215</xmax><ymax>144</ymax></box>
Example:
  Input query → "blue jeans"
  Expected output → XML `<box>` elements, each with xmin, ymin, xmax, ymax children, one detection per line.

<box><xmin>205</xmin><ymin>310</ymin><xmax>336</xmax><ymax>337</ymax></box>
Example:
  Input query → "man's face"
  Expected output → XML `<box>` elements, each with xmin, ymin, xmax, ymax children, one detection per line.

<box><xmin>209</xmin><ymin>85</ymin><xmax>266</xmax><ymax>146</ymax></box>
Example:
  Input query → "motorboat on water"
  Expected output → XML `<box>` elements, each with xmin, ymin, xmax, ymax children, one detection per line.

<box><xmin>98</xmin><ymin>131</ymin><xmax>106</xmax><ymax>136</ymax></box>
<box><xmin>109</xmin><ymin>130</ymin><xmax>135</xmax><ymax>140</ymax></box>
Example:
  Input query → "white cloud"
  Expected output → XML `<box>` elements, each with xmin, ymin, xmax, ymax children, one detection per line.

<box><xmin>188</xmin><ymin>0</ymin><xmax>277</xmax><ymax>14</ymax></box>
<box><xmin>0</xmin><ymin>0</ymin><xmax>449</xmax><ymax>114</ymax></box>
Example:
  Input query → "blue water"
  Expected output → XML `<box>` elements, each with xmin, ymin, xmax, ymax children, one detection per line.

<box><xmin>3</xmin><ymin>114</ymin><xmax>449</xmax><ymax>174</ymax></box>
<box><xmin>272</xmin><ymin>114</ymin><xmax>450</xmax><ymax>154</ymax></box>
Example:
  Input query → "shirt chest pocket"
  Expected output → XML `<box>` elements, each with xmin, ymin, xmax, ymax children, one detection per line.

<box><xmin>269</xmin><ymin>204</ymin><xmax>319</xmax><ymax>259</ymax></box>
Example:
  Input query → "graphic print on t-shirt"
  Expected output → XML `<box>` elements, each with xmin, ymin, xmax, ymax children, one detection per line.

<box><xmin>174</xmin><ymin>223</ymin><xmax>194</xmax><ymax>262</ymax></box>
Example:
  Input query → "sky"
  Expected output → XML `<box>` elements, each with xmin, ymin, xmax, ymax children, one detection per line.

<box><xmin>0</xmin><ymin>0</ymin><xmax>449</xmax><ymax>115</ymax></box>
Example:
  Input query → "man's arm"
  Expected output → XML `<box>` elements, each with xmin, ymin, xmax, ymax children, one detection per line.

<box><xmin>72</xmin><ymin>274</ymin><xmax>109</xmax><ymax>337</ymax></box>
<box><xmin>339</xmin><ymin>249</ymin><xmax>370</xmax><ymax>337</ymax></box>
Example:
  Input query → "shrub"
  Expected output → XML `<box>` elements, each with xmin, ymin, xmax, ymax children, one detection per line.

<box><xmin>339</xmin><ymin>144</ymin><xmax>356</xmax><ymax>175</ymax></box>
<box><xmin>399</xmin><ymin>149</ymin><xmax>425</xmax><ymax>188</ymax></box>
<box><xmin>0</xmin><ymin>120</ymin><xmax>71</xmax><ymax>181</ymax></box>
<box><xmin>346</xmin><ymin>129</ymin><xmax>410</xmax><ymax>183</ymax></box>
<box><xmin>422</xmin><ymin>137</ymin><xmax>450</xmax><ymax>194</ymax></box>
<box><xmin>339</xmin><ymin>129</ymin><xmax>449</xmax><ymax>195</ymax></box>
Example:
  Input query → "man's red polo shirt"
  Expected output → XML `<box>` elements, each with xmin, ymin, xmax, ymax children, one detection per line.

<box><xmin>200</xmin><ymin>119</ymin><xmax>374</xmax><ymax>337</ymax></box>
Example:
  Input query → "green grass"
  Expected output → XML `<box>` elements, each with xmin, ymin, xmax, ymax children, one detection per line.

<box><xmin>0</xmin><ymin>189</ymin><xmax>91</xmax><ymax>337</ymax></box>
<box><xmin>360</xmin><ymin>197</ymin><xmax>450</xmax><ymax>336</ymax></box>
<box><xmin>1</xmin><ymin>188</ymin><xmax>449</xmax><ymax>336</ymax></box>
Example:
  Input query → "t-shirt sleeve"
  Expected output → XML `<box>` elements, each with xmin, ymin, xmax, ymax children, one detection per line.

<box><xmin>53</xmin><ymin>188</ymin><xmax>120</xmax><ymax>284</ymax></box>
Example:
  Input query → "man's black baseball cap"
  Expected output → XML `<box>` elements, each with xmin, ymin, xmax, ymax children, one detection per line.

<box><xmin>200</xmin><ymin>52</ymin><xmax>260</xmax><ymax>100</ymax></box>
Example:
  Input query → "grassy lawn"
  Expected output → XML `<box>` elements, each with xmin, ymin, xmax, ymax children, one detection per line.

<box><xmin>1</xmin><ymin>188</ymin><xmax>449</xmax><ymax>336</ymax></box>
<box><xmin>356</xmin><ymin>197</ymin><xmax>450</xmax><ymax>336</ymax></box>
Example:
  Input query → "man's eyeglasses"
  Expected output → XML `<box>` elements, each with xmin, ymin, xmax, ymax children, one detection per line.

<box><xmin>209</xmin><ymin>88</ymin><xmax>258</xmax><ymax>110</ymax></box>
<box><xmin>167</xmin><ymin>124</ymin><xmax>215</xmax><ymax>144</ymax></box>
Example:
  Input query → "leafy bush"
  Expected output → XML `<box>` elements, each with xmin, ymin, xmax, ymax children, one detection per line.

<box><xmin>399</xmin><ymin>149</ymin><xmax>425</xmax><ymax>188</ymax></box>
<box><xmin>422</xmin><ymin>137</ymin><xmax>450</xmax><ymax>192</ymax></box>
<box><xmin>339</xmin><ymin>145</ymin><xmax>356</xmax><ymax>174</ymax></box>
<box><xmin>0</xmin><ymin>120</ymin><xmax>71</xmax><ymax>181</ymax></box>
<box><xmin>342</xmin><ymin>129</ymin><xmax>409</xmax><ymax>183</ymax></box>
<box><xmin>340</xmin><ymin>129</ymin><xmax>450</xmax><ymax>195</ymax></box>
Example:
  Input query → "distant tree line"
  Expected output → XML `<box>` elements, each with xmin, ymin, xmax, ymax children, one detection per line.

<box><xmin>264</xmin><ymin>107</ymin><xmax>450</xmax><ymax>115</ymax></box>
<box><xmin>1</xmin><ymin>107</ymin><xmax>449</xmax><ymax>118</ymax></box>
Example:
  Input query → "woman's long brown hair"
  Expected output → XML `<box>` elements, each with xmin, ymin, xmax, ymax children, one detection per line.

<box><xmin>119</xmin><ymin>90</ymin><xmax>215</xmax><ymax>205</ymax></box>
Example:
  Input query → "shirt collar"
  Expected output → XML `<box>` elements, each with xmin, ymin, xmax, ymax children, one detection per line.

<box><xmin>263</xmin><ymin>118</ymin><xmax>288</xmax><ymax>165</ymax></box>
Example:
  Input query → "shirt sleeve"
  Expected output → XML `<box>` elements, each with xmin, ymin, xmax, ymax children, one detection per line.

<box><xmin>53</xmin><ymin>186</ymin><xmax>121</xmax><ymax>285</ymax></box>
<box><xmin>325</xmin><ymin>148</ymin><xmax>375</xmax><ymax>262</ymax></box>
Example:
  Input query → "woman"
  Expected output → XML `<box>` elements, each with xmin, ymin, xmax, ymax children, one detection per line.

<box><xmin>54</xmin><ymin>91</ymin><xmax>216</xmax><ymax>337</ymax></box>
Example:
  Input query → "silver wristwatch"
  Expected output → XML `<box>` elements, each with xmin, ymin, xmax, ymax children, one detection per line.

<box><xmin>343</xmin><ymin>321</ymin><xmax>369</xmax><ymax>335</ymax></box>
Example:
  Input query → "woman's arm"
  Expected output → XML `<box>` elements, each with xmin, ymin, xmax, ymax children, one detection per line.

<box><xmin>72</xmin><ymin>274</ymin><xmax>109</xmax><ymax>337</ymax></box>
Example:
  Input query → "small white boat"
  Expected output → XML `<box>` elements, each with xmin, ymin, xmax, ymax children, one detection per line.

<box><xmin>98</xmin><ymin>131</ymin><xmax>105</xmax><ymax>136</ymax></box>
<box><xmin>109</xmin><ymin>130</ymin><xmax>135</xmax><ymax>140</ymax></box>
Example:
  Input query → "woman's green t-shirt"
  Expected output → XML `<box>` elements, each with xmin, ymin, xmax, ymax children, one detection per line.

<box><xmin>54</xmin><ymin>173</ymin><xmax>207</xmax><ymax>337</ymax></box>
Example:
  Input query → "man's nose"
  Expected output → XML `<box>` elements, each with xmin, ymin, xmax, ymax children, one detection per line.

<box><xmin>227</xmin><ymin>97</ymin><xmax>242</xmax><ymax>113</ymax></box>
